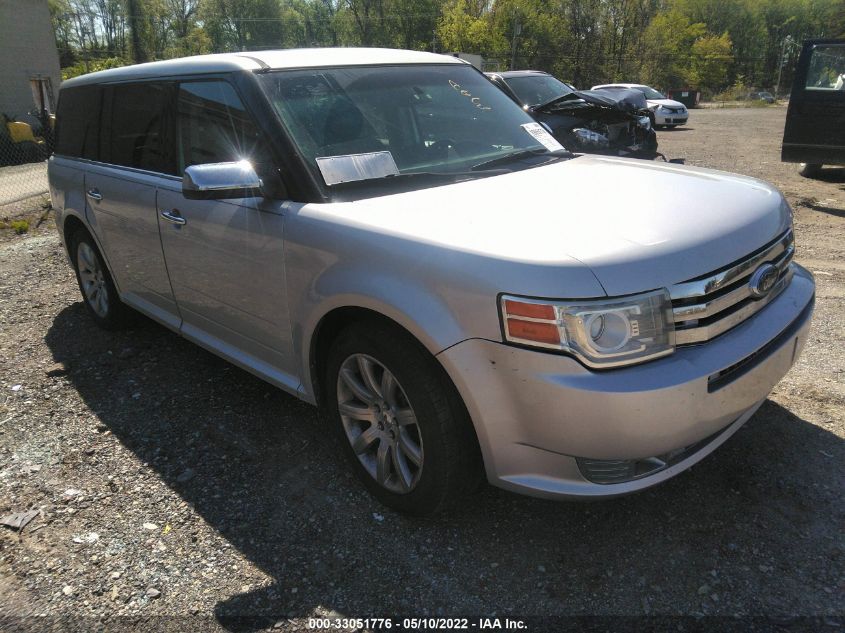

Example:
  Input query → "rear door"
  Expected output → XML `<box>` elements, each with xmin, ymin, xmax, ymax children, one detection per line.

<box><xmin>156</xmin><ymin>78</ymin><xmax>295</xmax><ymax>391</ymax></box>
<box><xmin>782</xmin><ymin>39</ymin><xmax>845</xmax><ymax>165</ymax></box>
<box><xmin>83</xmin><ymin>81</ymin><xmax>181</xmax><ymax>329</ymax></box>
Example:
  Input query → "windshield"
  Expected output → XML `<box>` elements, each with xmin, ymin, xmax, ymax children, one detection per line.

<box><xmin>504</xmin><ymin>74</ymin><xmax>574</xmax><ymax>106</ymax></box>
<box><xmin>259</xmin><ymin>65</ymin><xmax>558</xmax><ymax>192</ymax></box>
<box><xmin>638</xmin><ymin>86</ymin><xmax>666</xmax><ymax>100</ymax></box>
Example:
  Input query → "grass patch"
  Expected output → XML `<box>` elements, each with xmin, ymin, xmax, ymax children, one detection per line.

<box><xmin>10</xmin><ymin>219</ymin><xmax>30</xmax><ymax>234</ymax></box>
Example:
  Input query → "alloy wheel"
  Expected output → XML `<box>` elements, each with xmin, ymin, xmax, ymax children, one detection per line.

<box><xmin>77</xmin><ymin>241</ymin><xmax>109</xmax><ymax>318</ymax></box>
<box><xmin>336</xmin><ymin>353</ymin><xmax>424</xmax><ymax>493</ymax></box>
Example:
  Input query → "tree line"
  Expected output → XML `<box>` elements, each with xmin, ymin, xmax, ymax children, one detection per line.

<box><xmin>51</xmin><ymin>0</ymin><xmax>845</xmax><ymax>95</ymax></box>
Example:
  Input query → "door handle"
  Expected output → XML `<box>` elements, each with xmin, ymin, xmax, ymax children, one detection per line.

<box><xmin>86</xmin><ymin>188</ymin><xmax>102</xmax><ymax>201</ymax></box>
<box><xmin>159</xmin><ymin>209</ymin><xmax>186</xmax><ymax>226</ymax></box>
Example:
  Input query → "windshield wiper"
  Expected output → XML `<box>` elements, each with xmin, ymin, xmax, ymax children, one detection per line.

<box><xmin>384</xmin><ymin>170</ymin><xmax>507</xmax><ymax>180</ymax></box>
<box><xmin>329</xmin><ymin>169</ymin><xmax>508</xmax><ymax>188</ymax></box>
<box><xmin>471</xmin><ymin>148</ymin><xmax>571</xmax><ymax>171</ymax></box>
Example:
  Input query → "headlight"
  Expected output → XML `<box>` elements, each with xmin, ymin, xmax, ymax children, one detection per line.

<box><xmin>637</xmin><ymin>115</ymin><xmax>651</xmax><ymax>130</ymax></box>
<box><xmin>572</xmin><ymin>128</ymin><xmax>610</xmax><ymax>148</ymax></box>
<box><xmin>500</xmin><ymin>290</ymin><xmax>675</xmax><ymax>368</ymax></box>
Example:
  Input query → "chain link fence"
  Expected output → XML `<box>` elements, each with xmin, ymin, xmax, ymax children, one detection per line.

<box><xmin>1</xmin><ymin>113</ymin><xmax>52</xmax><ymax>223</ymax></box>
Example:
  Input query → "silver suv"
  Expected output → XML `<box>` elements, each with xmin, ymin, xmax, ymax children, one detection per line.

<box><xmin>49</xmin><ymin>49</ymin><xmax>815</xmax><ymax>515</ymax></box>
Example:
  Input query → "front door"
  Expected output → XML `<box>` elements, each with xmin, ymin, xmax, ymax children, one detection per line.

<box><xmin>782</xmin><ymin>39</ymin><xmax>845</xmax><ymax>165</ymax></box>
<box><xmin>156</xmin><ymin>79</ymin><xmax>295</xmax><ymax>392</ymax></box>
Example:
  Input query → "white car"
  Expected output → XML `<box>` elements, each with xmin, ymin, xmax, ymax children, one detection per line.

<box><xmin>592</xmin><ymin>83</ymin><xmax>689</xmax><ymax>128</ymax></box>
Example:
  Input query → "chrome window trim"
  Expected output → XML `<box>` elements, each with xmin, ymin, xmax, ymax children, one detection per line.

<box><xmin>51</xmin><ymin>155</ymin><xmax>182</xmax><ymax>182</ymax></box>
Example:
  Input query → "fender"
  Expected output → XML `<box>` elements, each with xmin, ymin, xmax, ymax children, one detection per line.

<box><xmin>295</xmin><ymin>263</ymin><xmax>468</xmax><ymax>402</ymax></box>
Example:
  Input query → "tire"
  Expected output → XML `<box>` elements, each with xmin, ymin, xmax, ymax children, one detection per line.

<box><xmin>70</xmin><ymin>229</ymin><xmax>131</xmax><ymax>329</ymax></box>
<box><xmin>798</xmin><ymin>163</ymin><xmax>822</xmax><ymax>178</ymax></box>
<box><xmin>324</xmin><ymin>321</ymin><xmax>482</xmax><ymax>515</ymax></box>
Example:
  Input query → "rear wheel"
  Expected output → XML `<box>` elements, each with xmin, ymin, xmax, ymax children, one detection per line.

<box><xmin>324</xmin><ymin>321</ymin><xmax>481</xmax><ymax>515</ymax></box>
<box><xmin>798</xmin><ymin>163</ymin><xmax>822</xmax><ymax>178</ymax></box>
<box><xmin>70</xmin><ymin>229</ymin><xmax>131</xmax><ymax>329</ymax></box>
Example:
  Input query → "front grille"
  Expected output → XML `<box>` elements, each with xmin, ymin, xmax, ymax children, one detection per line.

<box><xmin>670</xmin><ymin>229</ymin><xmax>794</xmax><ymax>345</ymax></box>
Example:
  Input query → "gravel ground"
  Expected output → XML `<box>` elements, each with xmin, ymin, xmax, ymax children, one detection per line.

<box><xmin>0</xmin><ymin>107</ymin><xmax>843</xmax><ymax>632</ymax></box>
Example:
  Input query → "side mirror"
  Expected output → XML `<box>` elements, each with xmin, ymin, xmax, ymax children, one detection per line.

<box><xmin>182</xmin><ymin>161</ymin><xmax>263</xmax><ymax>200</ymax></box>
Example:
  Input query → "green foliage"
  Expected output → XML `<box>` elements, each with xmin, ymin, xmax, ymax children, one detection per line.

<box><xmin>688</xmin><ymin>32</ymin><xmax>733</xmax><ymax>93</ymax></box>
<box><xmin>49</xmin><ymin>0</ymin><xmax>845</xmax><ymax>95</ymax></box>
<box><xmin>642</xmin><ymin>10</ymin><xmax>707</xmax><ymax>89</ymax></box>
<box><xmin>712</xmin><ymin>75</ymin><xmax>751</xmax><ymax>101</ymax></box>
<box><xmin>61</xmin><ymin>57</ymin><xmax>127</xmax><ymax>81</ymax></box>
<box><xmin>438</xmin><ymin>0</ymin><xmax>498</xmax><ymax>53</ymax></box>
<box><xmin>10</xmin><ymin>220</ymin><xmax>30</xmax><ymax>235</ymax></box>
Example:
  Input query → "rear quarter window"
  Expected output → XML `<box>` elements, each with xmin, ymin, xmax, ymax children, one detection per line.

<box><xmin>54</xmin><ymin>86</ymin><xmax>102</xmax><ymax>159</ymax></box>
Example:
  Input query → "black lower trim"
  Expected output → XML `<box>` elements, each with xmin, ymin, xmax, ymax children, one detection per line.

<box><xmin>707</xmin><ymin>296</ymin><xmax>814</xmax><ymax>393</ymax></box>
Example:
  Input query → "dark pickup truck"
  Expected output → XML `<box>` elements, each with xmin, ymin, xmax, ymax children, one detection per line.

<box><xmin>782</xmin><ymin>38</ymin><xmax>845</xmax><ymax>178</ymax></box>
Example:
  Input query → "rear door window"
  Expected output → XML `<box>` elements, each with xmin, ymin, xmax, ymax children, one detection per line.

<box><xmin>101</xmin><ymin>82</ymin><xmax>172</xmax><ymax>173</ymax></box>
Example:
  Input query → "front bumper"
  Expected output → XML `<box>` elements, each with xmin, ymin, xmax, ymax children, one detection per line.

<box><xmin>438</xmin><ymin>264</ymin><xmax>814</xmax><ymax>499</ymax></box>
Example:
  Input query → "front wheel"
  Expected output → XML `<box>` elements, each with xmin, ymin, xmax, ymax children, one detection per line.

<box><xmin>324</xmin><ymin>321</ymin><xmax>481</xmax><ymax>515</ymax></box>
<box><xmin>798</xmin><ymin>163</ymin><xmax>822</xmax><ymax>178</ymax></box>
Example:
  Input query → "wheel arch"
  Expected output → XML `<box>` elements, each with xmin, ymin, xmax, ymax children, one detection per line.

<box><xmin>308</xmin><ymin>305</ymin><xmax>450</xmax><ymax>407</ymax></box>
<box><xmin>62</xmin><ymin>213</ymin><xmax>88</xmax><ymax>258</ymax></box>
<box><xmin>62</xmin><ymin>212</ymin><xmax>121</xmax><ymax>294</ymax></box>
<box><xmin>308</xmin><ymin>304</ymin><xmax>485</xmax><ymax>488</ymax></box>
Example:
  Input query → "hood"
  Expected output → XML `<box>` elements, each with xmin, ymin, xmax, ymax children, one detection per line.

<box><xmin>649</xmin><ymin>98</ymin><xmax>686</xmax><ymax>109</ymax></box>
<box><xmin>305</xmin><ymin>156</ymin><xmax>790</xmax><ymax>297</ymax></box>
<box><xmin>580</xmin><ymin>88</ymin><xmax>648</xmax><ymax>112</ymax></box>
<box><xmin>537</xmin><ymin>89</ymin><xmax>647</xmax><ymax>114</ymax></box>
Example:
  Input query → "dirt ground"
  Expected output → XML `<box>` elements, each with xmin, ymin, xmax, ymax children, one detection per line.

<box><xmin>0</xmin><ymin>106</ymin><xmax>842</xmax><ymax>632</ymax></box>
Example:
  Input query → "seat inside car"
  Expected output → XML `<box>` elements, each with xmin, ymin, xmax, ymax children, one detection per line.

<box><xmin>319</xmin><ymin>97</ymin><xmax>383</xmax><ymax>157</ymax></box>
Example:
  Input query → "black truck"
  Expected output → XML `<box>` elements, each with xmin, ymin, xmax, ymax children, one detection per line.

<box><xmin>782</xmin><ymin>38</ymin><xmax>845</xmax><ymax>178</ymax></box>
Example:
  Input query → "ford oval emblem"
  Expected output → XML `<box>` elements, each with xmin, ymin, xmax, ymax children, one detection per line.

<box><xmin>749</xmin><ymin>263</ymin><xmax>779</xmax><ymax>299</ymax></box>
